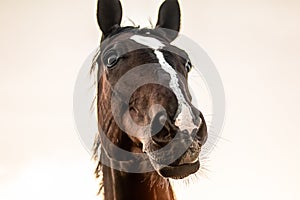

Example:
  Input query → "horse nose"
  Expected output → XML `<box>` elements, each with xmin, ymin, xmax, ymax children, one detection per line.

<box><xmin>187</xmin><ymin>105</ymin><xmax>208</xmax><ymax>145</ymax></box>
<box><xmin>149</xmin><ymin>106</ymin><xmax>208</xmax><ymax>147</ymax></box>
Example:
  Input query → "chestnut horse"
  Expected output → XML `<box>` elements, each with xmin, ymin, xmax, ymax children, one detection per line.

<box><xmin>92</xmin><ymin>0</ymin><xmax>208</xmax><ymax>199</ymax></box>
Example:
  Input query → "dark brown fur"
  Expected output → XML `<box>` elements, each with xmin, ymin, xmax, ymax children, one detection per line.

<box><xmin>92</xmin><ymin>1</ymin><xmax>208</xmax><ymax>199</ymax></box>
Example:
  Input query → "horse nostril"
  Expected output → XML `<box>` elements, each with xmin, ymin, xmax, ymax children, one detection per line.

<box><xmin>151</xmin><ymin>111</ymin><xmax>167</xmax><ymax>136</ymax></box>
<box><xmin>197</xmin><ymin>122</ymin><xmax>208</xmax><ymax>145</ymax></box>
<box><xmin>151</xmin><ymin>112</ymin><xmax>172</xmax><ymax>146</ymax></box>
<box><xmin>158</xmin><ymin>115</ymin><xmax>167</xmax><ymax>125</ymax></box>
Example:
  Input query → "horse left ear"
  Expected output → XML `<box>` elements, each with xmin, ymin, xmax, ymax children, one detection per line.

<box><xmin>96</xmin><ymin>0</ymin><xmax>123</xmax><ymax>37</ymax></box>
<box><xmin>156</xmin><ymin>0</ymin><xmax>181</xmax><ymax>41</ymax></box>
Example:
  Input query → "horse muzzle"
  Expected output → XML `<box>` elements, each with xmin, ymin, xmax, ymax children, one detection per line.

<box><xmin>145</xmin><ymin>119</ymin><xmax>207</xmax><ymax>179</ymax></box>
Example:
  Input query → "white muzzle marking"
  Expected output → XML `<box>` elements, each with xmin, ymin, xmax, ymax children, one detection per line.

<box><xmin>130</xmin><ymin>35</ymin><xmax>201</xmax><ymax>133</ymax></box>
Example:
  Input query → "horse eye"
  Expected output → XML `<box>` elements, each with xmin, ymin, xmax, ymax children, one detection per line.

<box><xmin>103</xmin><ymin>50</ymin><xmax>119</xmax><ymax>68</ymax></box>
<box><xmin>185</xmin><ymin>60</ymin><xmax>192</xmax><ymax>72</ymax></box>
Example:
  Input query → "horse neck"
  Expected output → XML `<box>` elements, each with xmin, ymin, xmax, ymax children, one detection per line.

<box><xmin>97</xmin><ymin>79</ymin><xmax>175</xmax><ymax>200</ymax></box>
<box><xmin>102</xmin><ymin>165</ymin><xmax>175</xmax><ymax>200</ymax></box>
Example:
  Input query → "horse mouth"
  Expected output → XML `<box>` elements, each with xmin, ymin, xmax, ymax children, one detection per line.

<box><xmin>145</xmin><ymin>135</ymin><xmax>203</xmax><ymax>179</ymax></box>
<box><xmin>159</xmin><ymin>160</ymin><xmax>200</xmax><ymax>179</ymax></box>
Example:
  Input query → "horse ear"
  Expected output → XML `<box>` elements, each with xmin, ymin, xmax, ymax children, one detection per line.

<box><xmin>156</xmin><ymin>0</ymin><xmax>181</xmax><ymax>41</ymax></box>
<box><xmin>97</xmin><ymin>0</ymin><xmax>123</xmax><ymax>36</ymax></box>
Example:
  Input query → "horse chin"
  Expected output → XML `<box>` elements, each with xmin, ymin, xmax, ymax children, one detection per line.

<box><xmin>158</xmin><ymin>160</ymin><xmax>200</xmax><ymax>179</ymax></box>
<box><xmin>143</xmin><ymin>138</ymin><xmax>202</xmax><ymax>179</ymax></box>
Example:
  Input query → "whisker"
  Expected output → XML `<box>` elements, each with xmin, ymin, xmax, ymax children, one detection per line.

<box><xmin>203</xmin><ymin>140</ymin><xmax>218</xmax><ymax>148</ymax></box>
<box><xmin>199</xmin><ymin>156</ymin><xmax>210</xmax><ymax>161</ymax></box>
<box><xmin>198</xmin><ymin>169</ymin><xmax>210</xmax><ymax>179</ymax></box>
<box><xmin>207</xmin><ymin>125</ymin><xmax>215</xmax><ymax>129</ymax></box>
<box><xmin>207</xmin><ymin>132</ymin><xmax>229</xmax><ymax>142</ymax></box>
<box><xmin>204</xmin><ymin>114</ymin><xmax>215</xmax><ymax>116</ymax></box>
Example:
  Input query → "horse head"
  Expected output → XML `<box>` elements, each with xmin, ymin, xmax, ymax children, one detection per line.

<box><xmin>95</xmin><ymin>0</ymin><xmax>207</xmax><ymax>180</ymax></box>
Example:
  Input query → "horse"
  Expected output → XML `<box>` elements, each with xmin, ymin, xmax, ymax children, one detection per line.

<box><xmin>92</xmin><ymin>0</ymin><xmax>208</xmax><ymax>199</ymax></box>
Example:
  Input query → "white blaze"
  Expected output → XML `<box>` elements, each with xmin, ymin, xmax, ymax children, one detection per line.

<box><xmin>130</xmin><ymin>35</ymin><xmax>200</xmax><ymax>133</ymax></box>
<box><xmin>131</xmin><ymin>35</ymin><xmax>165</xmax><ymax>49</ymax></box>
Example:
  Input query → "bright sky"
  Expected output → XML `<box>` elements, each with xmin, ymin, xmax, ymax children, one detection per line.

<box><xmin>0</xmin><ymin>0</ymin><xmax>299</xmax><ymax>199</ymax></box>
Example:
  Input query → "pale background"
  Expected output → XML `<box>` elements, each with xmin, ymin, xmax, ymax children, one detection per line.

<box><xmin>0</xmin><ymin>0</ymin><xmax>299</xmax><ymax>199</ymax></box>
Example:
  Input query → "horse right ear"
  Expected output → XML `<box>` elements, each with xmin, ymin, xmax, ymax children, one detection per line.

<box><xmin>96</xmin><ymin>0</ymin><xmax>123</xmax><ymax>36</ymax></box>
<box><xmin>156</xmin><ymin>0</ymin><xmax>181</xmax><ymax>42</ymax></box>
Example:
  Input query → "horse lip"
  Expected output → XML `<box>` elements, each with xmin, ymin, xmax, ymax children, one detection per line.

<box><xmin>159</xmin><ymin>160</ymin><xmax>200</xmax><ymax>179</ymax></box>
<box><xmin>172</xmin><ymin>156</ymin><xmax>199</xmax><ymax>166</ymax></box>
<box><xmin>170</xmin><ymin>140</ymin><xmax>201</xmax><ymax>165</ymax></box>
<box><xmin>145</xmin><ymin>136</ymin><xmax>201</xmax><ymax>165</ymax></box>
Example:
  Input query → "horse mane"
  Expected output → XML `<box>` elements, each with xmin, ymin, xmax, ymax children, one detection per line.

<box><xmin>89</xmin><ymin>28</ymin><xmax>170</xmax><ymax>195</ymax></box>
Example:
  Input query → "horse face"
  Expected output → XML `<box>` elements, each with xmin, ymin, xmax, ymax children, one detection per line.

<box><xmin>96</xmin><ymin>0</ymin><xmax>207</xmax><ymax>179</ymax></box>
